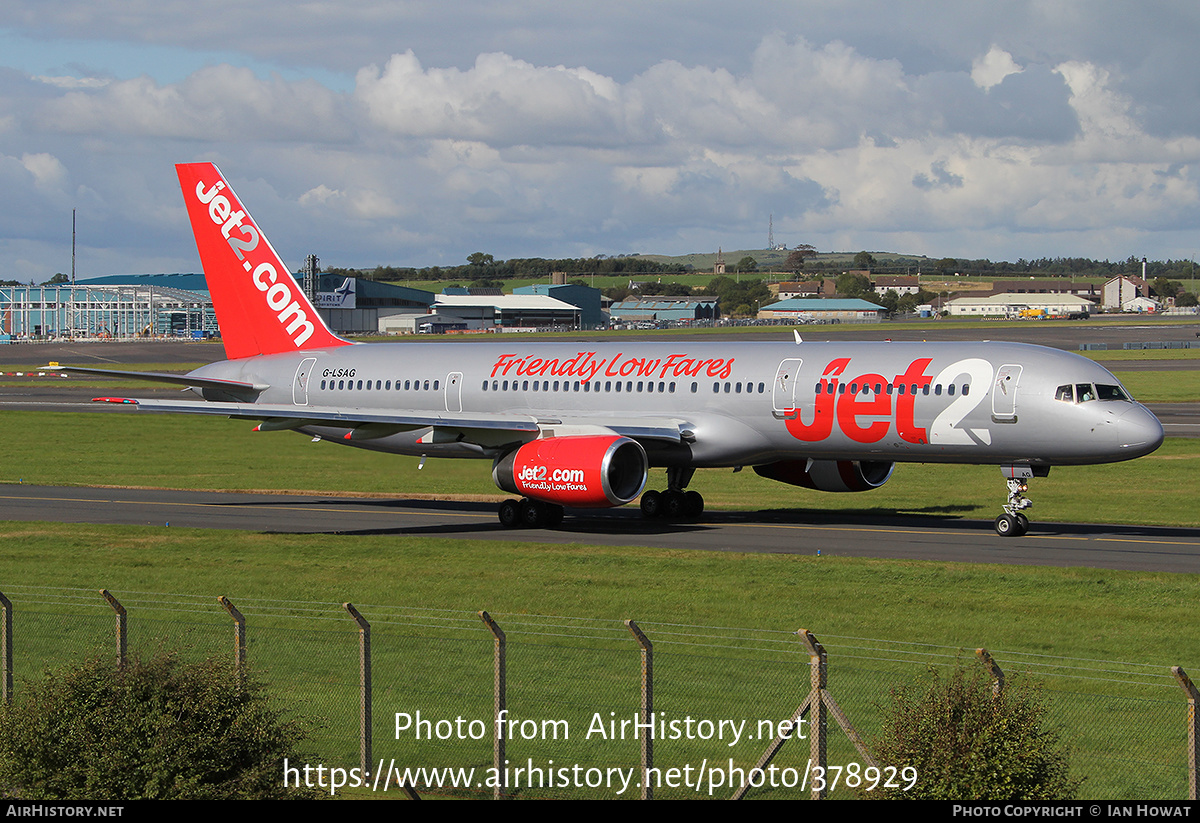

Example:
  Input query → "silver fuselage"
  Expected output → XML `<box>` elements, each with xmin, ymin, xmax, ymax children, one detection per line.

<box><xmin>188</xmin><ymin>338</ymin><xmax>1163</xmax><ymax>469</ymax></box>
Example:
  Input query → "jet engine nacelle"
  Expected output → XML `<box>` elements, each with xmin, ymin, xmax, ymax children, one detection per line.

<box><xmin>753</xmin><ymin>459</ymin><xmax>894</xmax><ymax>492</ymax></box>
<box><xmin>493</xmin><ymin>435</ymin><xmax>648</xmax><ymax>508</ymax></box>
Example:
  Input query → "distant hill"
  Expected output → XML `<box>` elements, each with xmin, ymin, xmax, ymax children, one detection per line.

<box><xmin>632</xmin><ymin>249</ymin><xmax>930</xmax><ymax>274</ymax></box>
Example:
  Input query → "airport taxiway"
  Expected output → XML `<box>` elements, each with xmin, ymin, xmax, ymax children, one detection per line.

<box><xmin>3</xmin><ymin>484</ymin><xmax>1198</xmax><ymax>574</ymax></box>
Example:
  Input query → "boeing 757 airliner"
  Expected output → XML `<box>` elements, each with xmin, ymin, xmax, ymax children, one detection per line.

<box><xmin>73</xmin><ymin>163</ymin><xmax>1164</xmax><ymax>536</ymax></box>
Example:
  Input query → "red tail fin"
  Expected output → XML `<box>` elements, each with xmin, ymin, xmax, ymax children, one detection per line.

<box><xmin>176</xmin><ymin>163</ymin><xmax>349</xmax><ymax>360</ymax></box>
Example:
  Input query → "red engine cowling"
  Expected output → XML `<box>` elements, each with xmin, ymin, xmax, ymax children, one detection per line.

<box><xmin>753</xmin><ymin>459</ymin><xmax>894</xmax><ymax>492</ymax></box>
<box><xmin>493</xmin><ymin>435</ymin><xmax>648</xmax><ymax>507</ymax></box>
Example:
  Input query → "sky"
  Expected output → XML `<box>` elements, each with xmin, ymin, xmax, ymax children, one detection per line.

<box><xmin>1</xmin><ymin>1</ymin><xmax>1198</xmax><ymax>281</ymax></box>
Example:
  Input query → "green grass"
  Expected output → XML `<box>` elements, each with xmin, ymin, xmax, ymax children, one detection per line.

<box><xmin>1</xmin><ymin>523</ymin><xmax>1194</xmax><ymax>799</ymax></box>
<box><xmin>1113</xmin><ymin>369</ymin><xmax>1200</xmax><ymax>403</ymax></box>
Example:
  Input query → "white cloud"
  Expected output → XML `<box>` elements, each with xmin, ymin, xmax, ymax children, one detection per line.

<box><xmin>36</xmin><ymin>66</ymin><xmax>351</xmax><ymax>142</ymax></box>
<box><xmin>971</xmin><ymin>46</ymin><xmax>1023</xmax><ymax>90</ymax></box>
<box><xmin>356</xmin><ymin>51</ymin><xmax>642</xmax><ymax>149</ymax></box>
<box><xmin>0</xmin><ymin>4</ymin><xmax>1198</xmax><ymax>274</ymax></box>
<box><xmin>20</xmin><ymin>153</ymin><xmax>67</xmax><ymax>189</ymax></box>
<box><xmin>33</xmin><ymin>75</ymin><xmax>110</xmax><ymax>89</ymax></box>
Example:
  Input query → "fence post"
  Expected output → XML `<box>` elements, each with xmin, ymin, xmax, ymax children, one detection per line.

<box><xmin>479</xmin><ymin>611</ymin><xmax>506</xmax><ymax>800</ymax></box>
<box><xmin>345</xmin><ymin>603</ymin><xmax>372</xmax><ymax>781</ymax></box>
<box><xmin>217</xmin><ymin>596</ymin><xmax>245</xmax><ymax>669</ymax></box>
<box><xmin>0</xmin><ymin>590</ymin><xmax>10</xmax><ymax>704</ymax></box>
<box><xmin>100</xmin><ymin>589</ymin><xmax>126</xmax><ymax>668</ymax></box>
<box><xmin>1172</xmin><ymin>666</ymin><xmax>1199</xmax><ymax>801</ymax></box>
<box><xmin>977</xmin><ymin>648</ymin><xmax>1005</xmax><ymax>696</ymax></box>
<box><xmin>625</xmin><ymin>620</ymin><xmax>653</xmax><ymax>800</ymax></box>
<box><xmin>798</xmin><ymin>629</ymin><xmax>828</xmax><ymax>800</ymax></box>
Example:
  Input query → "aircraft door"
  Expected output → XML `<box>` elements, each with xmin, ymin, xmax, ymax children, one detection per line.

<box><xmin>292</xmin><ymin>357</ymin><xmax>318</xmax><ymax>406</ymax></box>
<box><xmin>992</xmin><ymin>364</ymin><xmax>1022</xmax><ymax>422</ymax></box>
<box><xmin>446</xmin><ymin>371</ymin><xmax>463</xmax><ymax>412</ymax></box>
<box><xmin>772</xmin><ymin>359</ymin><xmax>803</xmax><ymax>413</ymax></box>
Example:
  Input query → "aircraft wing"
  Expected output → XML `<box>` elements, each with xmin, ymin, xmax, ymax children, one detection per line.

<box><xmin>96</xmin><ymin>397</ymin><xmax>689</xmax><ymax>443</ymax></box>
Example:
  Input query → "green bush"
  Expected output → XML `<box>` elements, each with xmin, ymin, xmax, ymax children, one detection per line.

<box><xmin>867</xmin><ymin>663</ymin><xmax>1082</xmax><ymax>800</ymax></box>
<box><xmin>0</xmin><ymin>651</ymin><xmax>314</xmax><ymax>799</ymax></box>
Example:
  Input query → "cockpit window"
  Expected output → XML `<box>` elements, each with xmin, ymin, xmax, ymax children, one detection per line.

<box><xmin>1075</xmin><ymin>383</ymin><xmax>1095</xmax><ymax>403</ymax></box>
<box><xmin>1055</xmin><ymin>385</ymin><xmax>1073</xmax><ymax>402</ymax></box>
<box><xmin>1096</xmin><ymin>384</ymin><xmax>1131</xmax><ymax>402</ymax></box>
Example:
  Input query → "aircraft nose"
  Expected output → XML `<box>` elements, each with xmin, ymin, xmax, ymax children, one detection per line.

<box><xmin>1115</xmin><ymin>405</ymin><xmax>1165</xmax><ymax>456</ymax></box>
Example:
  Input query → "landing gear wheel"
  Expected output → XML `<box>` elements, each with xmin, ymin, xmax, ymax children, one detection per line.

<box><xmin>683</xmin><ymin>490</ymin><xmax>704</xmax><ymax>518</ymax></box>
<box><xmin>545</xmin><ymin>503</ymin><xmax>564</xmax><ymax>528</ymax></box>
<box><xmin>663</xmin><ymin>490</ymin><xmax>685</xmax><ymax>518</ymax></box>
<box><xmin>1015</xmin><ymin>513</ymin><xmax>1029</xmax><ymax>536</ymax></box>
<box><xmin>995</xmin><ymin>513</ymin><xmax>1018</xmax><ymax>537</ymax></box>
<box><xmin>498</xmin><ymin>499</ymin><xmax>521</xmax><ymax>528</ymax></box>
<box><xmin>640</xmin><ymin>490</ymin><xmax>662</xmax><ymax>518</ymax></box>
<box><xmin>520</xmin><ymin>498</ymin><xmax>546</xmax><ymax>528</ymax></box>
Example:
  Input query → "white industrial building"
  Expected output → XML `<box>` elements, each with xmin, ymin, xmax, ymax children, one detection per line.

<box><xmin>945</xmin><ymin>293</ymin><xmax>1095</xmax><ymax>317</ymax></box>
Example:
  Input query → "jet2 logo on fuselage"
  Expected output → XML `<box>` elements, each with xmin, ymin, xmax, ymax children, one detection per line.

<box><xmin>785</xmin><ymin>356</ymin><xmax>995</xmax><ymax>446</ymax></box>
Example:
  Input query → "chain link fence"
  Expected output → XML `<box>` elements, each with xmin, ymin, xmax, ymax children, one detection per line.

<box><xmin>0</xmin><ymin>585</ymin><xmax>1194</xmax><ymax>799</ymax></box>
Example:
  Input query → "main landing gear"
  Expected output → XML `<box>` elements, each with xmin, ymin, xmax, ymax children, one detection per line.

<box><xmin>640</xmin><ymin>467</ymin><xmax>705</xmax><ymax>520</ymax></box>
<box><xmin>994</xmin><ymin>477</ymin><xmax>1032</xmax><ymax>537</ymax></box>
<box><xmin>498</xmin><ymin>498</ymin><xmax>564</xmax><ymax>529</ymax></box>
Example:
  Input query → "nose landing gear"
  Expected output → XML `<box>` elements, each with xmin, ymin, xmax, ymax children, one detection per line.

<box><xmin>995</xmin><ymin>475</ymin><xmax>1033</xmax><ymax>536</ymax></box>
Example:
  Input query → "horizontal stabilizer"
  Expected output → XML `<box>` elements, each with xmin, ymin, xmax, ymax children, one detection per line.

<box><xmin>62</xmin><ymin>366</ymin><xmax>267</xmax><ymax>394</ymax></box>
